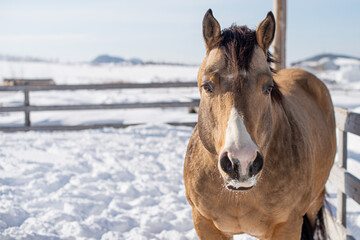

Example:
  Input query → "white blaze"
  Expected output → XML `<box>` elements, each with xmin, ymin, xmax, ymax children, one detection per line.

<box><xmin>222</xmin><ymin>108</ymin><xmax>259</xmax><ymax>175</ymax></box>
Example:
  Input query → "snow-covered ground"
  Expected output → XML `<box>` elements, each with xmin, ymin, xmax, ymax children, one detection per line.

<box><xmin>0</xmin><ymin>58</ymin><xmax>360</xmax><ymax>239</ymax></box>
<box><xmin>0</xmin><ymin>125</ymin><xmax>197</xmax><ymax>239</ymax></box>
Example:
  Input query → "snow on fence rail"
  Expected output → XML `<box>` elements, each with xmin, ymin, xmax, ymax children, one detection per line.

<box><xmin>0</xmin><ymin>82</ymin><xmax>198</xmax><ymax>131</ymax></box>
<box><xmin>326</xmin><ymin>108</ymin><xmax>360</xmax><ymax>240</ymax></box>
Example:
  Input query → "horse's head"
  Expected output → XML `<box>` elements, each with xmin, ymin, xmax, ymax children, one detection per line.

<box><xmin>197</xmin><ymin>9</ymin><xmax>280</xmax><ymax>191</ymax></box>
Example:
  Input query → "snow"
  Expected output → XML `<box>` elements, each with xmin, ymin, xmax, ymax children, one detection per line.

<box><xmin>0</xmin><ymin>125</ymin><xmax>196</xmax><ymax>239</ymax></box>
<box><xmin>0</xmin><ymin>61</ymin><xmax>198</xmax><ymax>84</ymax></box>
<box><xmin>0</xmin><ymin>59</ymin><xmax>360</xmax><ymax>239</ymax></box>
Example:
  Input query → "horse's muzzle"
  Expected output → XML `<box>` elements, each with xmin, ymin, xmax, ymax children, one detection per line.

<box><xmin>219</xmin><ymin>151</ymin><xmax>263</xmax><ymax>190</ymax></box>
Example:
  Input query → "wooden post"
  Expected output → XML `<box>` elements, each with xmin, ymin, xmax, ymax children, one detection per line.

<box><xmin>24</xmin><ymin>90</ymin><xmax>30</xmax><ymax>127</ymax></box>
<box><xmin>272</xmin><ymin>0</ymin><xmax>287</xmax><ymax>70</ymax></box>
<box><xmin>337</xmin><ymin>128</ymin><xmax>347</xmax><ymax>227</ymax></box>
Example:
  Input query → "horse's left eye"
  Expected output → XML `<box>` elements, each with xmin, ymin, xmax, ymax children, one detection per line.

<box><xmin>263</xmin><ymin>85</ymin><xmax>273</xmax><ymax>95</ymax></box>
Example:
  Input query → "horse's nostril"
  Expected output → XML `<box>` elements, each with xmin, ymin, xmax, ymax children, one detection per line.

<box><xmin>220</xmin><ymin>153</ymin><xmax>239</xmax><ymax>179</ymax></box>
<box><xmin>249</xmin><ymin>152</ymin><xmax>264</xmax><ymax>176</ymax></box>
<box><xmin>220</xmin><ymin>154</ymin><xmax>232</xmax><ymax>173</ymax></box>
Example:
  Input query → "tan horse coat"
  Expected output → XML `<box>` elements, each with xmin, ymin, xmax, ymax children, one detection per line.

<box><xmin>184</xmin><ymin>10</ymin><xmax>336</xmax><ymax>240</ymax></box>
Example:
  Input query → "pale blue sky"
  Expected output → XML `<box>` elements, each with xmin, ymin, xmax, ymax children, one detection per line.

<box><xmin>0</xmin><ymin>0</ymin><xmax>359</xmax><ymax>65</ymax></box>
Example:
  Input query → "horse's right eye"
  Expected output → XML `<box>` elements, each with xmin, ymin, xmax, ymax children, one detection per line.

<box><xmin>201</xmin><ymin>83</ymin><xmax>214</xmax><ymax>93</ymax></box>
<box><xmin>263</xmin><ymin>84</ymin><xmax>274</xmax><ymax>95</ymax></box>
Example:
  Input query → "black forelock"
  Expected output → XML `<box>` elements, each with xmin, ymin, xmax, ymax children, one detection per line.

<box><xmin>218</xmin><ymin>25</ymin><xmax>276</xmax><ymax>73</ymax></box>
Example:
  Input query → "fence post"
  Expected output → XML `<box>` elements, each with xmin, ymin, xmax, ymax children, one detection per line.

<box><xmin>24</xmin><ymin>90</ymin><xmax>30</xmax><ymax>127</ymax></box>
<box><xmin>336</xmin><ymin>128</ymin><xmax>347</xmax><ymax>227</ymax></box>
<box><xmin>273</xmin><ymin>0</ymin><xmax>287</xmax><ymax>70</ymax></box>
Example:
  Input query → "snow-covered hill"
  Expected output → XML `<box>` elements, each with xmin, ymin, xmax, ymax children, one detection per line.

<box><xmin>292</xmin><ymin>53</ymin><xmax>360</xmax><ymax>90</ymax></box>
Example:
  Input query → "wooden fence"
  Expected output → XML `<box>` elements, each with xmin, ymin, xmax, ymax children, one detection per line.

<box><xmin>326</xmin><ymin>108</ymin><xmax>360</xmax><ymax>240</ymax></box>
<box><xmin>0</xmin><ymin>83</ymin><xmax>360</xmax><ymax>238</ymax></box>
<box><xmin>0</xmin><ymin>82</ymin><xmax>198</xmax><ymax>131</ymax></box>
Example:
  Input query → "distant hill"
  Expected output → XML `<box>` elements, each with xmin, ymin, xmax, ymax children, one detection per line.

<box><xmin>0</xmin><ymin>53</ymin><xmax>197</xmax><ymax>66</ymax></box>
<box><xmin>91</xmin><ymin>55</ymin><xmax>144</xmax><ymax>65</ymax></box>
<box><xmin>0</xmin><ymin>54</ymin><xmax>56</xmax><ymax>63</ymax></box>
<box><xmin>291</xmin><ymin>53</ymin><xmax>360</xmax><ymax>87</ymax></box>
<box><xmin>91</xmin><ymin>54</ymin><xmax>196</xmax><ymax>66</ymax></box>
<box><xmin>291</xmin><ymin>53</ymin><xmax>360</xmax><ymax>66</ymax></box>
<box><xmin>91</xmin><ymin>55</ymin><xmax>126</xmax><ymax>64</ymax></box>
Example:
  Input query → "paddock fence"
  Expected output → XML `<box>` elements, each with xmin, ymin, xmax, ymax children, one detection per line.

<box><xmin>325</xmin><ymin>107</ymin><xmax>360</xmax><ymax>240</ymax></box>
<box><xmin>0</xmin><ymin>82</ymin><xmax>199</xmax><ymax>131</ymax></box>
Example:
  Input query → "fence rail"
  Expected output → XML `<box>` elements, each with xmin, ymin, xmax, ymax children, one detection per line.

<box><xmin>325</xmin><ymin>107</ymin><xmax>360</xmax><ymax>240</ymax></box>
<box><xmin>0</xmin><ymin>101</ymin><xmax>200</xmax><ymax>112</ymax></box>
<box><xmin>0</xmin><ymin>82</ymin><xmax>198</xmax><ymax>91</ymax></box>
<box><xmin>0</xmin><ymin>81</ymin><xmax>198</xmax><ymax>131</ymax></box>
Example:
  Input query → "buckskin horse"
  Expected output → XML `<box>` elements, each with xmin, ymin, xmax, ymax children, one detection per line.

<box><xmin>184</xmin><ymin>9</ymin><xmax>336</xmax><ymax>240</ymax></box>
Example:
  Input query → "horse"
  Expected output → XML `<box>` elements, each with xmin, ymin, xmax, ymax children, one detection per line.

<box><xmin>184</xmin><ymin>9</ymin><xmax>336</xmax><ymax>240</ymax></box>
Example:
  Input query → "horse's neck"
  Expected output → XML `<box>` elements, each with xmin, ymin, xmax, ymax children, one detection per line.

<box><xmin>267</xmin><ymin>100</ymin><xmax>309</xmax><ymax>165</ymax></box>
<box><xmin>271</xmin><ymin>101</ymin><xmax>294</xmax><ymax>138</ymax></box>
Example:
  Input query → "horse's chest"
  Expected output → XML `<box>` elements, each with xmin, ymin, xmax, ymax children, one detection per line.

<box><xmin>211</xmin><ymin>205</ymin><xmax>272</xmax><ymax>237</ymax></box>
<box><xmin>194</xmin><ymin>189</ymin><xmax>286</xmax><ymax>237</ymax></box>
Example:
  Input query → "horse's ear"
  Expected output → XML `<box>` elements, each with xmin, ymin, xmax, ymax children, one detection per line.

<box><xmin>256</xmin><ymin>11</ymin><xmax>275</xmax><ymax>52</ymax></box>
<box><xmin>203</xmin><ymin>9</ymin><xmax>221</xmax><ymax>51</ymax></box>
